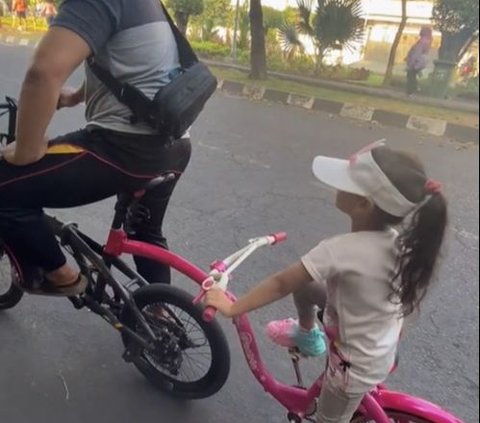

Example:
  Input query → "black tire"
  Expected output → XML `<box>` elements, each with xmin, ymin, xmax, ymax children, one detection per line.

<box><xmin>121</xmin><ymin>284</ymin><xmax>231</xmax><ymax>400</ymax></box>
<box><xmin>0</xmin><ymin>248</ymin><xmax>24</xmax><ymax>310</ymax></box>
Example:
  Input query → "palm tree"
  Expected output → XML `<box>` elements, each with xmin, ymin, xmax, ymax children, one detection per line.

<box><xmin>279</xmin><ymin>22</ymin><xmax>304</xmax><ymax>60</ymax></box>
<box><xmin>280</xmin><ymin>0</ymin><xmax>364</xmax><ymax>74</ymax></box>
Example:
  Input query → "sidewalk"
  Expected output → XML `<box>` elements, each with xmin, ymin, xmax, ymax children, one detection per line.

<box><xmin>205</xmin><ymin>59</ymin><xmax>479</xmax><ymax>115</ymax></box>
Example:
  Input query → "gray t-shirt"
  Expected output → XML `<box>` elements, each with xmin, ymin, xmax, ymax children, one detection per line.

<box><xmin>302</xmin><ymin>230</ymin><xmax>404</xmax><ymax>393</ymax></box>
<box><xmin>53</xmin><ymin>0</ymin><xmax>180</xmax><ymax>135</ymax></box>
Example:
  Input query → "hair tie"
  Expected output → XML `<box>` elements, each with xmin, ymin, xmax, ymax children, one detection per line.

<box><xmin>425</xmin><ymin>179</ymin><xmax>443</xmax><ymax>194</ymax></box>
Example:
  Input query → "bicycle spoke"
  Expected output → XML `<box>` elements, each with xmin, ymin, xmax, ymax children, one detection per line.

<box><xmin>139</xmin><ymin>301</ymin><xmax>213</xmax><ymax>384</ymax></box>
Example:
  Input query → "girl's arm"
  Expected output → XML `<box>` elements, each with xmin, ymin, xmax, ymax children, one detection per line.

<box><xmin>205</xmin><ymin>262</ymin><xmax>313</xmax><ymax>318</ymax></box>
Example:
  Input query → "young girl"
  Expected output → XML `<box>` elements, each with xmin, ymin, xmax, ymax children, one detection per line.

<box><xmin>205</xmin><ymin>141</ymin><xmax>447</xmax><ymax>423</ymax></box>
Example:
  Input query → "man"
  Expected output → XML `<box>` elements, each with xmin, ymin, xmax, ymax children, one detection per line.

<box><xmin>0</xmin><ymin>0</ymin><xmax>192</xmax><ymax>295</ymax></box>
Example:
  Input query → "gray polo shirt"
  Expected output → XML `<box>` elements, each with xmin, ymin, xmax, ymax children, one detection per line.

<box><xmin>53</xmin><ymin>0</ymin><xmax>180</xmax><ymax>135</ymax></box>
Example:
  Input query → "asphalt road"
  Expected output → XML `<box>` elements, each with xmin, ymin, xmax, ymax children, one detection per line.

<box><xmin>0</xmin><ymin>43</ymin><xmax>479</xmax><ymax>423</ymax></box>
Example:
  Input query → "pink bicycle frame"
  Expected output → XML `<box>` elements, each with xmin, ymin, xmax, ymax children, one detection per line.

<box><xmin>104</xmin><ymin>229</ymin><xmax>464</xmax><ymax>423</ymax></box>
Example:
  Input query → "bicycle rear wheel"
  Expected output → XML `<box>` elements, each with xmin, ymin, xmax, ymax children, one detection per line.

<box><xmin>352</xmin><ymin>411</ymin><xmax>434</xmax><ymax>422</ymax></box>
<box><xmin>0</xmin><ymin>245</ymin><xmax>23</xmax><ymax>310</ymax></box>
<box><xmin>121</xmin><ymin>284</ymin><xmax>231</xmax><ymax>399</ymax></box>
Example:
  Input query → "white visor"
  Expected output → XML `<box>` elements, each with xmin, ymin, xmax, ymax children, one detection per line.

<box><xmin>312</xmin><ymin>143</ymin><xmax>418</xmax><ymax>217</ymax></box>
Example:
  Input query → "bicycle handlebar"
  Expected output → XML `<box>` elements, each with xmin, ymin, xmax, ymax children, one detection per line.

<box><xmin>198</xmin><ymin>232</ymin><xmax>288</xmax><ymax>322</ymax></box>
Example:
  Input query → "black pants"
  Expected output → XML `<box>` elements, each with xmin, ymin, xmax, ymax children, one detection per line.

<box><xmin>0</xmin><ymin>128</ymin><xmax>191</xmax><ymax>284</ymax></box>
<box><xmin>406</xmin><ymin>69</ymin><xmax>420</xmax><ymax>95</ymax></box>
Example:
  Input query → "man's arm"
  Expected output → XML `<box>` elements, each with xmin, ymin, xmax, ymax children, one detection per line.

<box><xmin>10</xmin><ymin>27</ymin><xmax>91</xmax><ymax>165</ymax></box>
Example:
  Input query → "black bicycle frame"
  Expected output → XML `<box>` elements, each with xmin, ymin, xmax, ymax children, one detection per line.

<box><xmin>46</xmin><ymin>215</ymin><xmax>160</xmax><ymax>351</ymax></box>
<box><xmin>0</xmin><ymin>97</ymin><xmax>17</xmax><ymax>145</ymax></box>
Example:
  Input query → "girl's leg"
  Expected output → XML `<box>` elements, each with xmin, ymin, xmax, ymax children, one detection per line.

<box><xmin>317</xmin><ymin>378</ymin><xmax>365</xmax><ymax>423</ymax></box>
<box><xmin>266</xmin><ymin>281</ymin><xmax>327</xmax><ymax>356</ymax></box>
<box><xmin>294</xmin><ymin>280</ymin><xmax>327</xmax><ymax>330</ymax></box>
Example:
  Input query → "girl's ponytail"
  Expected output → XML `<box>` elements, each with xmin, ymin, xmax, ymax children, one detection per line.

<box><xmin>371</xmin><ymin>146</ymin><xmax>448</xmax><ymax>317</ymax></box>
<box><xmin>395</xmin><ymin>183</ymin><xmax>447</xmax><ymax>316</ymax></box>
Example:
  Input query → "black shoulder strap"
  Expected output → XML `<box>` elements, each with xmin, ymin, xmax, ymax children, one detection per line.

<box><xmin>87</xmin><ymin>57</ymin><xmax>154</xmax><ymax>125</ymax></box>
<box><xmin>160</xmin><ymin>2</ymin><xmax>198</xmax><ymax>68</ymax></box>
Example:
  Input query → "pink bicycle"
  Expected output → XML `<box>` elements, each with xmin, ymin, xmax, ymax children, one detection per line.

<box><xmin>0</xmin><ymin>98</ymin><xmax>464</xmax><ymax>421</ymax></box>
<box><xmin>193</xmin><ymin>235</ymin><xmax>465</xmax><ymax>423</ymax></box>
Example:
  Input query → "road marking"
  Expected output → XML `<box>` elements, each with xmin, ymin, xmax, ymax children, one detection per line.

<box><xmin>19</xmin><ymin>38</ymin><xmax>29</xmax><ymax>46</ymax></box>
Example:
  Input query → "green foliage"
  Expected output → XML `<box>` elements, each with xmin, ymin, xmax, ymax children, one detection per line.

<box><xmin>167</xmin><ymin>0</ymin><xmax>204</xmax><ymax>16</ymax></box>
<box><xmin>280</xmin><ymin>0</ymin><xmax>364</xmax><ymax>70</ymax></box>
<box><xmin>432</xmin><ymin>0</ymin><xmax>479</xmax><ymax>62</ymax></box>
<box><xmin>192</xmin><ymin>0</ymin><xmax>232</xmax><ymax>41</ymax></box>
<box><xmin>313</xmin><ymin>0</ymin><xmax>365</xmax><ymax>53</ymax></box>
<box><xmin>190</xmin><ymin>40</ymin><xmax>230</xmax><ymax>57</ymax></box>
<box><xmin>279</xmin><ymin>23</ymin><xmax>304</xmax><ymax>58</ymax></box>
<box><xmin>432</xmin><ymin>0</ymin><xmax>479</xmax><ymax>35</ymax></box>
<box><xmin>238</xmin><ymin>2</ymin><xmax>250</xmax><ymax>50</ymax></box>
<box><xmin>262</xmin><ymin>6</ymin><xmax>283</xmax><ymax>31</ymax></box>
<box><xmin>282</xmin><ymin>6</ymin><xmax>299</xmax><ymax>26</ymax></box>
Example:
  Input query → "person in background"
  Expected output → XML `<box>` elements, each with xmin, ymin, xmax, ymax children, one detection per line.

<box><xmin>40</xmin><ymin>0</ymin><xmax>56</xmax><ymax>26</ymax></box>
<box><xmin>405</xmin><ymin>26</ymin><xmax>433</xmax><ymax>96</ymax></box>
<box><xmin>12</xmin><ymin>0</ymin><xmax>28</xmax><ymax>31</ymax></box>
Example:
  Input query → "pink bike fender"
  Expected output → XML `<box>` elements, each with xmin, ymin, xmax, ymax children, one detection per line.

<box><xmin>375</xmin><ymin>389</ymin><xmax>464</xmax><ymax>423</ymax></box>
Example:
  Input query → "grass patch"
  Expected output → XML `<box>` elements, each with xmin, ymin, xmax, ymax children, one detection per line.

<box><xmin>212</xmin><ymin>67</ymin><xmax>479</xmax><ymax>128</ymax></box>
<box><xmin>0</xmin><ymin>16</ymin><xmax>48</xmax><ymax>32</ymax></box>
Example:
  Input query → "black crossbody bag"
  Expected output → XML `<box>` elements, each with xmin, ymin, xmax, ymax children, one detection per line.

<box><xmin>87</xmin><ymin>3</ymin><xmax>217</xmax><ymax>140</ymax></box>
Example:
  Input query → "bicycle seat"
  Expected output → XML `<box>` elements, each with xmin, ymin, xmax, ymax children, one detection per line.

<box><xmin>131</xmin><ymin>173</ymin><xmax>177</xmax><ymax>199</ymax></box>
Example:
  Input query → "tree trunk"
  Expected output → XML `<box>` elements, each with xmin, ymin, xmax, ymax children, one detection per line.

<box><xmin>314</xmin><ymin>47</ymin><xmax>324</xmax><ymax>76</ymax></box>
<box><xmin>383</xmin><ymin>0</ymin><xmax>408</xmax><ymax>86</ymax></box>
<box><xmin>249</xmin><ymin>0</ymin><xmax>267</xmax><ymax>80</ymax></box>
<box><xmin>438</xmin><ymin>28</ymin><xmax>475</xmax><ymax>63</ymax></box>
<box><xmin>174</xmin><ymin>11</ymin><xmax>189</xmax><ymax>36</ymax></box>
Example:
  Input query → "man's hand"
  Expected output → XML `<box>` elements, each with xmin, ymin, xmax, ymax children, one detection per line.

<box><xmin>1</xmin><ymin>140</ymin><xmax>48</xmax><ymax>165</ymax></box>
<box><xmin>57</xmin><ymin>86</ymin><xmax>84</xmax><ymax>110</ymax></box>
<box><xmin>0</xmin><ymin>142</ymin><xmax>16</xmax><ymax>164</ymax></box>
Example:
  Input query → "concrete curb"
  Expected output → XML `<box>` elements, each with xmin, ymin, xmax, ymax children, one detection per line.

<box><xmin>0</xmin><ymin>33</ymin><xmax>39</xmax><ymax>48</ymax></box>
<box><xmin>204</xmin><ymin>59</ymin><xmax>480</xmax><ymax>115</ymax></box>
<box><xmin>219</xmin><ymin>79</ymin><xmax>479</xmax><ymax>144</ymax></box>
<box><xmin>2</xmin><ymin>33</ymin><xmax>477</xmax><ymax>143</ymax></box>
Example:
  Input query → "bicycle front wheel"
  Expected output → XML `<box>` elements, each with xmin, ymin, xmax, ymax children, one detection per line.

<box><xmin>352</xmin><ymin>411</ymin><xmax>434</xmax><ymax>422</ymax></box>
<box><xmin>121</xmin><ymin>284</ymin><xmax>231</xmax><ymax>399</ymax></box>
<box><xmin>0</xmin><ymin>246</ymin><xmax>23</xmax><ymax>310</ymax></box>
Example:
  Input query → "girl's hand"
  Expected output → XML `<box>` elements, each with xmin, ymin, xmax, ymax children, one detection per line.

<box><xmin>204</xmin><ymin>289</ymin><xmax>235</xmax><ymax>318</ymax></box>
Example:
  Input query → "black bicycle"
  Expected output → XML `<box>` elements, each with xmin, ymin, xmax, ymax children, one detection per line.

<box><xmin>0</xmin><ymin>97</ymin><xmax>230</xmax><ymax>400</ymax></box>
